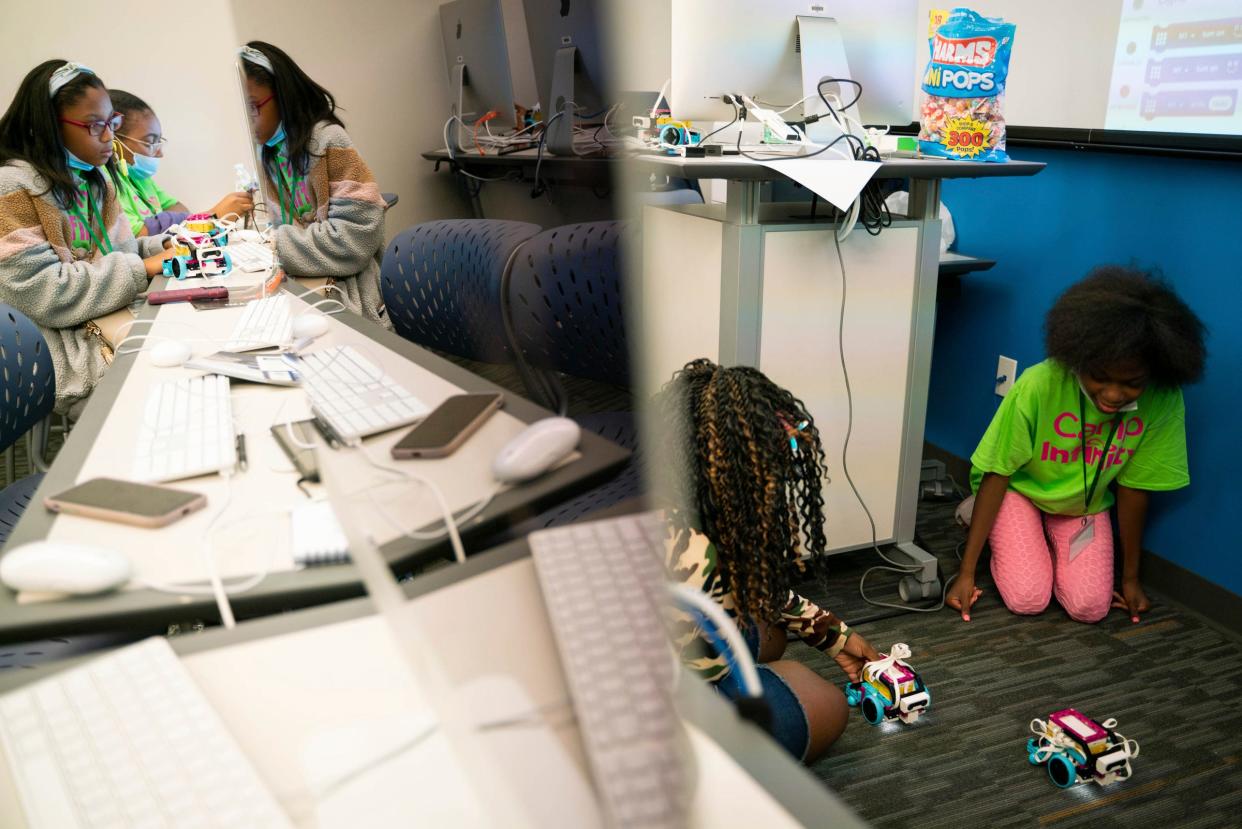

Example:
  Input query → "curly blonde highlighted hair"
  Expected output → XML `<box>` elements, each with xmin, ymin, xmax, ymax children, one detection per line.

<box><xmin>656</xmin><ymin>359</ymin><xmax>828</xmax><ymax>625</ymax></box>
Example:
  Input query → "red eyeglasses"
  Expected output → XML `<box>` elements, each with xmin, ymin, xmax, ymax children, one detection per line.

<box><xmin>60</xmin><ymin>113</ymin><xmax>123</xmax><ymax>139</ymax></box>
<box><xmin>248</xmin><ymin>94</ymin><xmax>274</xmax><ymax>119</ymax></box>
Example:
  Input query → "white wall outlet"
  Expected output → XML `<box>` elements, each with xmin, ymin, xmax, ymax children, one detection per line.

<box><xmin>996</xmin><ymin>356</ymin><xmax>1018</xmax><ymax>397</ymax></box>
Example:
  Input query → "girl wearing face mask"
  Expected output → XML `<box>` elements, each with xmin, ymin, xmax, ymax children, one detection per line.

<box><xmin>239</xmin><ymin>41</ymin><xmax>390</xmax><ymax>326</ymax></box>
<box><xmin>106</xmin><ymin>89</ymin><xmax>253</xmax><ymax>236</ymax></box>
<box><xmin>0</xmin><ymin>60</ymin><xmax>175</xmax><ymax>416</ymax></box>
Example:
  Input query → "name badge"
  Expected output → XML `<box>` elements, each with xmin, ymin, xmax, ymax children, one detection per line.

<box><xmin>1069</xmin><ymin>518</ymin><xmax>1094</xmax><ymax>562</ymax></box>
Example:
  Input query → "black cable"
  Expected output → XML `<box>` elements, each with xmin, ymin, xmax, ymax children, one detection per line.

<box><xmin>699</xmin><ymin>100</ymin><xmax>742</xmax><ymax>146</ymax></box>
<box><xmin>530</xmin><ymin>110</ymin><xmax>567</xmax><ymax>199</ymax></box>
<box><xmin>816</xmin><ymin>77</ymin><xmax>863</xmax><ymax>121</ymax></box>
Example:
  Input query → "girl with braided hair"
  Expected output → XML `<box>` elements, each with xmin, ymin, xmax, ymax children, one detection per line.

<box><xmin>658</xmin><ymin>359</ymin><xmax>879</xmax><ymax>762</ymax></box>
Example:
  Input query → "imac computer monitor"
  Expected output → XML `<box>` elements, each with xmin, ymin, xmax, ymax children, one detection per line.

<box><xmin>440</xmin><ymin>0</ymin><xmax>518</xmax><ymax>148</ymax></box>
<box><xmin>523</xmin><ymin>0</ymin><xmax>611</xmax><ymax>155</ymax></box>
<box><xmin>671</xmin><ymin>0</ymin><xmax>918</xmax><ymax>131</ymax></box>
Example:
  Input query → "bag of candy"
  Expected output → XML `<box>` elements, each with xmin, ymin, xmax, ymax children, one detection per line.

<box><xmin>918</xmin><ymin>8</ymin><xmax>1016</xmax><ymax>162</ymax></box>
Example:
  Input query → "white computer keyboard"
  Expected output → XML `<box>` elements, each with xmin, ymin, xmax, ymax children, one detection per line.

<box><xmin>224</xmin><ymin>294</ymin><xmax>292</xmax><ymax>352</ymax></box>
<box><xmin>0</xmin><ymin>637</ymin><xmax>292</xmax><ymax>829</ymax></box>
<box><xmin>296</xmin><ymin>346</ymin><xmax>429</xmax><ymax>444</ymax></box>
<box><xmin>132</xmin><ymin>374</ymin><xmax>237</xmax><ymax>483</ymax></box>
<box><xmin>528</xmin><ymin>513</ymin><xmax>688</xmax><ymax>829</ymax></box>
<box><xmin>227</xmin><ymin>240</ymin><xmax>275</xmax><ymax>273</ymax></box>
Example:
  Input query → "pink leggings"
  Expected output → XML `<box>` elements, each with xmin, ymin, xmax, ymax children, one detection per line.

<box><xmin>988</xmin><ymin>491</ymin><xmax>1114</xmax><ymax>623</ymax></box>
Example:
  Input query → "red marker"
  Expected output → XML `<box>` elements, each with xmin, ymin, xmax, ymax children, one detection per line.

<box><xmin>147</xmin><ymin>286</ymin><xmax>229</xmax><ymax>305</ymax></box>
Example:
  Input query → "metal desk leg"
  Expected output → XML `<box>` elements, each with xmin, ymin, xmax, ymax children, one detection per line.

<box><xmin>719</xmin><ymin>180</ymin><xmax>765</xmax><ymax>367</ymax></box>
<box><xmin>887</xmin><ymin>198</ymin><xmax>945</xmax><ymax>599</ymax></box>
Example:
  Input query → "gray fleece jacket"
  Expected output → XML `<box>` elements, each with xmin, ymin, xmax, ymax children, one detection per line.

<box><xmin>259</xmin><ymin>122</ymin><xmax>390</xmax><ymax>327</ymax></box>
<box><xmin>0</xmin><ymin>161</ymin><xmax>164</xmax><ymax>414</ymax></box>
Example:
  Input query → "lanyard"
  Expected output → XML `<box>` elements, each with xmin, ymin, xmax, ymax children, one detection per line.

<box><xmin>267</xmin><ymin>144</ymin><xmax>300</xmax><ymax>226</ymax></box>
<box><xmin>67</xmin><ymin>176</ymin><xmax>112</xmax><ymax>255</ymax></box>
<box><xmin>1078</xmin><ymin>392</ymin><xmax>1124</xmax><ymax>515</ymax></box>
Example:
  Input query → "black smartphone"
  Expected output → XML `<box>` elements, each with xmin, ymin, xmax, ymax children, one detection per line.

<box><xmin>271</xmin><ymin>420</ymin><xmax>322</xmax><ymax>481</ymax></box>
<box><xmin>391</xmin><ymin>393</ymin><xmax>504</xmax><ymax>459</ymax></box>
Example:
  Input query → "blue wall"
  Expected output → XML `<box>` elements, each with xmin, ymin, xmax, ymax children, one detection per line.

<box><xmin>930</xmin><ymin>146</ymin><xmax>1242</xmax><ymax>597</ymax></box>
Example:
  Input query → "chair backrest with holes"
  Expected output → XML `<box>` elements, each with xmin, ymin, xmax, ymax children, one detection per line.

<box><xmin>380</xmin><ymin>219</ymin><xmax>541</xmax><ymax>362</ymax></box>
<box><xmin>0</xmin><ymin>305</ymin><xmax>55</xmax><ymax>454</ymax></box>
<box><xmin>505</xmin><ymin>221</ymin><xmax>630</xmax><ymax>386</ymax></box>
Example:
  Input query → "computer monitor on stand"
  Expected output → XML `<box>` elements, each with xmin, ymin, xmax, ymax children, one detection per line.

<box><xmin>671</xmin><ymin>0</ymin><xmax>917</xmax><ymax>147</ymax></box>
<box><xmin>440</xmin><ymin>0</ymin><xmax>518</xmax><ymax>153</ymax></box>
<box><xmin>523</xmin><ymin>0</ymin><xmax>610</xmax><ymax>156</ymax></box>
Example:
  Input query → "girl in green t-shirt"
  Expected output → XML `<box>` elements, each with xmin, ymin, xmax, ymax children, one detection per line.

<box><xmin>949</xmin><ymin>267</ymin><xmax>1206</xmax><ymax>625</ymax></box>
<box><xmin>105</xmin><ymin>90</ymin><xmax>252</xmax><ymax>236</ymax></box>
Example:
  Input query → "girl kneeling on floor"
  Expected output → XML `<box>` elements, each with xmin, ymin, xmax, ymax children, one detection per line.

<box><xmin>949</xmin><ymin>266</ymin><xmax>1206</xmax><ymax>624</ymax></box>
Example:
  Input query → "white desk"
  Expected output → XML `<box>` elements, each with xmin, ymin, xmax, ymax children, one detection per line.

<box><xmin>0</xmin><ymin>279</ymin><xmax>629</xmax><ymax>643</ymax></box>
<box><xmin>632</xmin><ymin>155</ymin><xmax>1043</xmax><ymax>596</ymax></box>
<box><xmin>0</xmin><ymin>532</ymin><xmax>869</xmax><ymax>828</ymax></box>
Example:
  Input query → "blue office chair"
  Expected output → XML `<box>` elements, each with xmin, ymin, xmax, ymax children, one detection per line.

<box><xmin>504</xmin><ymin>221</ymin><xmax>631</xmax><ymax>391</ymax></box>
<box><xmin>381</xmin><ymin>219</ymin><xmax>541</xmax><ymax>364</ymax></box>
<box><xmin>0</xmin><ymin>305</ymin><xmax>56</xmax><ymax>548</ymax></box>
<box><xmin>503</xmin><ymin>222</ymin><xmax>643</xmax><ymax>528</ymax></box>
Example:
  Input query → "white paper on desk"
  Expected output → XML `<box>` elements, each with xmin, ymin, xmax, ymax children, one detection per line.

<box><xmin>303</xmin><ymin>714</ymin><xmax>491</xmax><ymax>828</ymax></box>
<box><xmin>757</xmin><ymin>159</ymin><xmax>879</xmax><ymax>211</ymax></box>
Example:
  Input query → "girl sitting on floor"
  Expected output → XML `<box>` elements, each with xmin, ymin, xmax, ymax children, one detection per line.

<box><xmin>656</xmin><ymin>358</ymin><xmax>880</xmax><ymax>763</ymax></box>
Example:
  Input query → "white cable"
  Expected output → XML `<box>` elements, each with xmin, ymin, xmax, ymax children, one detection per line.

<box><xmin>667</xmin><ymin>583</ymin><xmax>762</xmax><ymax>699</ymax></box>
<box><xmin>649</xmin><ymin>79</ymin><xmax>671</xmax><ymax>119</ymax></box>
<box><xmin>351</xmin><ymin>443</ymin><xmax>469</xmax><ymax>564</ymax></box>
<box><xmin>200</xmin><ymin>470</ymin><xmax>235</xmax><ymax>628</ymax></box>
<box><xmin>829</xmin><ymin>232</ymin><xmax>954</xmax><ymax>614</ymax></box>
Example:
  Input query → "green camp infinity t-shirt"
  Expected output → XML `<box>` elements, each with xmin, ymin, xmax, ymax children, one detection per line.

<box><xmin>114</xmin><ymin>170</ymin><xmax>178</xmax><ymax>235</ymax></box>
<box><xmin>970</xmin><ymin>359</ymin><xmax>1189</xmax><ymax>515</ymax></box>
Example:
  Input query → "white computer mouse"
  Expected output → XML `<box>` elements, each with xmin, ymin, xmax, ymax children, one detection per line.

<box><xmin>150</xmin><ymin>339</ymin><xmax>192</xmax><ymax>368</ymax></box>
<box><xmin>0</xmin><ymin>541</ymin><xmax>132</xmax><ymax>595</ymax></box>
<box><xmin>291</xmin><ymin>314</ymin><xmax>330</xmax><ymax>340</ymax></box>
<box><xmin>492</xmin><ymin>417</ymin><xmax>581</xmax><ymax>484</ymax></box>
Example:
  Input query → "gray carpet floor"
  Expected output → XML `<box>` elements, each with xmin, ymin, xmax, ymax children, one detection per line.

<box><xmin>794</xmin><ymin>501</ymin><xmax>1242</xmax><ymax>829</ymax></box>
<box><xmin>7</xmin><ymin>362</ymin><xmax>1238</xmax><ymax>827</ymax></box>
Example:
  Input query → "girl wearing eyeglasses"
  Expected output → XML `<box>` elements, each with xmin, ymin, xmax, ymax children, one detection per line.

<box><xmin>239</xmin><ymin>41</ymin><xmax>390</xmax><ymax>326</ymax></box>
<box><xmin>0</xmin><ymin>60</ymin><xmax>175</xmax><ymax>416</ymax></box>
<box><xmin>106</xmin><ymin>90</ymin><xmax>254</xmax><ymax>237</ymax></box>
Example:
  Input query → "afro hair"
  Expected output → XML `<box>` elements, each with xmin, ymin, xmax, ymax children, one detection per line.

<box><xmin>1044</xmin><ymin>265</ymin><xmax>1206</xmax><ymax>388</ymax></box>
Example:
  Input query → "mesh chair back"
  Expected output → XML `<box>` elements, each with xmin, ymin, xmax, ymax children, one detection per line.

<box><xmin>505</xmin><ymin>221</ymin><xmax>630</xmax><ymax>386</ymax></box>
<box><xmin>0</xmin><ymin>305</ymin><xmax>55</xmax><ymax>453</ymax></box>
<box><xmin>381</xmin><ymin>219</ymin><xmax>540</xmax><ymax>362</ymax></box>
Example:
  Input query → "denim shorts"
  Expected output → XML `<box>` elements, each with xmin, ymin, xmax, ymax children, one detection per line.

<box><xmin>713</xmin><ymin>624</ymin><xmax>811</xmax><ymax>760</ymax></box>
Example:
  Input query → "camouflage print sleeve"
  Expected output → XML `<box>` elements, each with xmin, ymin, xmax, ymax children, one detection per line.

<box><xmin>780</xmin><ymin>591</ymin><xmax>851</xmax><ymax>657</ymax></box>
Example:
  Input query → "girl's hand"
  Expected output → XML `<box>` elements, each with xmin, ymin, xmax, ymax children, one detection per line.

<box><xmin>946</xmin><ymin>572</ymin><xmax>983</xmax><ymax>622</ymax></box>
<box><xmin>1112</xmin><ymin>580</ymin><xmax>1151</xmax><ymax>623</ymax></box>
<box><xmin>834</xmin><ymin>630</ymin><xmax>881</xmax><ymax>683</ymax></box>
<box><xmin>210</xmin><ymin>191</ymin><xmax>254</xmax><ymax>219</ymax></box>
<box><xmin>143</xmin><ymin>247</ymin><xmax>176</xmax><ymax>278</ymax></box>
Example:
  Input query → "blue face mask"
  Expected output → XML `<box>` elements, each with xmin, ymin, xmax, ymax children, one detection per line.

<box><xmin>264</xmin><ymin>122</ymin><xmax>286</xmax><ymax>147</ymax></box>
<box><xmin>129</xmin><ymin>152</ymin><xmax>160</xmax><ymax>180</ymax></box>
<box><xmin>65</xmin><ymin>149</ymin><xmax>95</xmax><ymax>172</ymax></box>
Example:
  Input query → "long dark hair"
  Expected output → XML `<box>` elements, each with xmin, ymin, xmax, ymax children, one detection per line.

<box><xmin>656</xmin><ymin>359</ymin><xmax>829</xmax><ymax>626</ymax></box>
<box><xmin>242</xmin><ymin>41</ymin><xmax>344</xmax><ymax>177</ymax></box>
<box><xmin>0</xmin><ymin>60</ymin><xmax>108</xmax><ymax>210</ymax></box>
